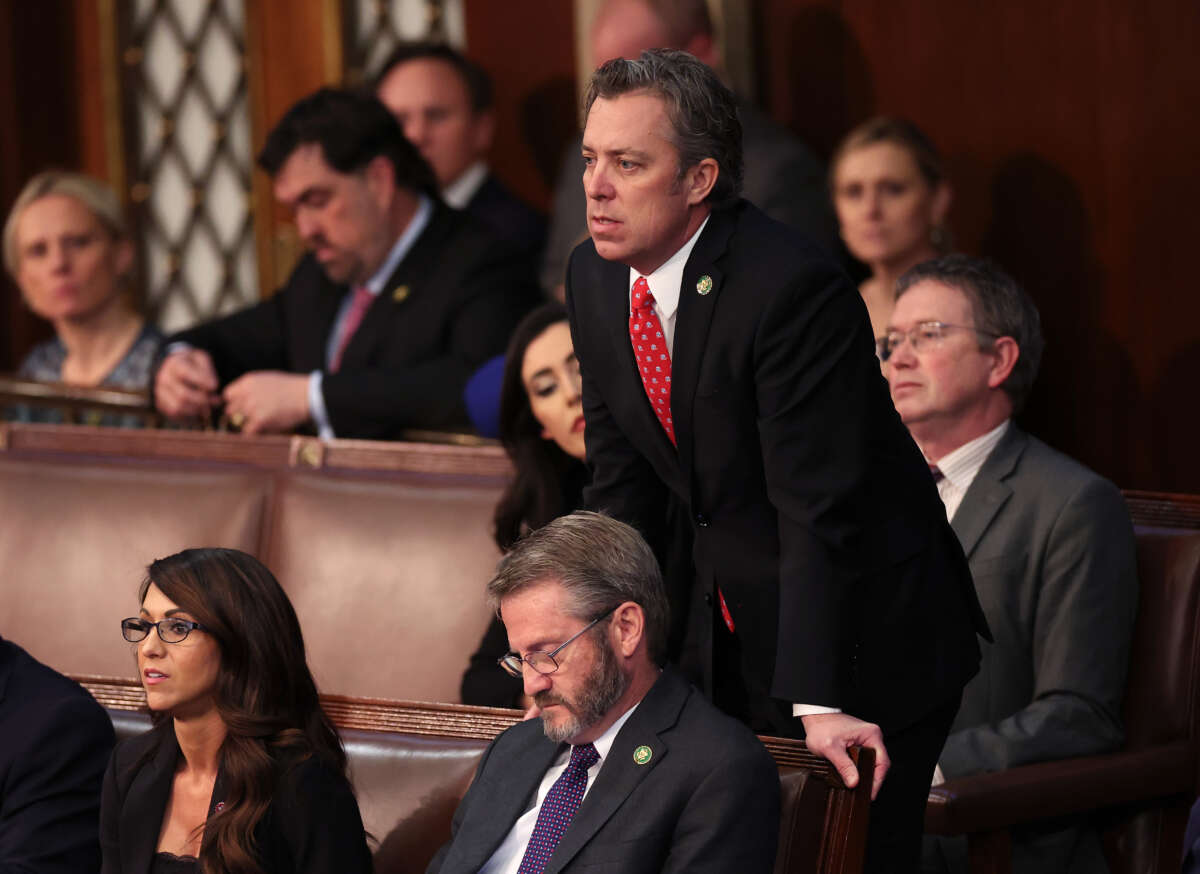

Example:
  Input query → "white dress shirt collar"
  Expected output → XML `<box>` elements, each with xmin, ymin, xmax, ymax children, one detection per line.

<box><xmin>626</xmin><ymin>215</ymin><xmax>710</xmax><ymax>355</ymax></box>
<box><xmin>442</xmin><ymin>161</ymin><xmax>489</xmax><ymax>209</ymax></box>
<box><xmin>362</xmin><ymin>193</ymin><xmax>434</xmax><ymax>295</ymax></box>
<box><xmin>931</xmin><ymin>420</ymin><xmax>1011</xmax><ymax>521</ymax></box>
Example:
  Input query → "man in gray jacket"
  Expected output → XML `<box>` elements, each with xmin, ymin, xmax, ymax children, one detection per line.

<box><xmin>882</xmin><ymin>255</ymin><xmax>1138</xmax><ymax>873</ymax></box>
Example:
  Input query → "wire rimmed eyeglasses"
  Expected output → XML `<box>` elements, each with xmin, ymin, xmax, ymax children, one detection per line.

<box><xmin>121</xmin><ymin>617</ymin><xmax>208</xmax><ymax>644</ymax></box>
<box><xmin>876</xmin><ymin>321</ymin><xmax>1002</xmax><ymax>362</ymax></box>
<box><xmin>497</xmin><ymin>606</ymin><xmax>616</xmax><ymax>678</ymax></box>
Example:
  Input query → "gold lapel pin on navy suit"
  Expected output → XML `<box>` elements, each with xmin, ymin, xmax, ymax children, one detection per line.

<box><xmin>392</xmin><ymin>284</ymin><xmax>410</xmax><ymax>303</ymax></box>
<box><xmin>696</xmin><ymin>275</ymin><xmax>713</xmax><ymax>295</ymax></box>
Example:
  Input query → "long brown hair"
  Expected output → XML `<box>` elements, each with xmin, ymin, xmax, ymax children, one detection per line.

<box><xmin>141</xmin><ymin>548</ymin><xmax>347</xmax><ymax>874</ymax></box>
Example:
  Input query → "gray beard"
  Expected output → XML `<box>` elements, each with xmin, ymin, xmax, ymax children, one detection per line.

<box><xmin>538</xmin><ymin>635</ymin><xmax>628</xmax><ymax>744</ymax></box>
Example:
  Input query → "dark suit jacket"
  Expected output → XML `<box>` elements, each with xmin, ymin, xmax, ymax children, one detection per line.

<box><xmin>467</xmin><ymin>173</ymin><xmax>547</xmax><ymax>263</ymax></box>
<box><xmin>1184</xmin><ymin>796</ymin><xmax>1200</xmax><ymax>874</ymax></box>
<box><xmin>932</xmin><ymin>425</ymin><xmax>1137</xmax><ymax>874</ymax></box>
<box><xmin>168</xmin><ymin>201</ymin><xmax>539</xmax><ymax>439</ymax></box>
<box><xmin>566</xmin><ymin>201</ymin><xmax>988</xmax><ymax>735</ymax></box>
<box><xmin>0</xmin><ymin>637</ymin><xmax>115</xmax><ymax>874</ymax></box>
<box><xmin>540</xmin><ymin>102</ymin><xmax>838</xmax><ymax>294</ymax></box>
<box><xmin>99</xmin><ymin>722</ymin><xmax>372</xmax><ymax>874</ymax></box>
<box><xmin>428</xmin><ymin>669</ymin><xmax>779</xmax><ymax>874</ymax></box>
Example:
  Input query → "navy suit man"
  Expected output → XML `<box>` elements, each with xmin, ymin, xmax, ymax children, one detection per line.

<box><xmin>428</xmin><ymin>512</ymin><xmax>780</xmax><ymax>874</ymax></box>
<box><xmin>564</xmin><ymin>50</ymin><xmax>988</xmax><ymax>873</ymax></box>
<box><xmin>0</xmin><ymin>635</ymin><xmax>115</xmax><ymax>873</ymax></box>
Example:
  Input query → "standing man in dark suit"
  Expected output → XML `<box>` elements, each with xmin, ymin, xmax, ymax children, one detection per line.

<box><xmin>374</xmin><ymin>43</ymin><xmax>547</xmax><ymax>263</ymax></box>
<box><xmin>154</xmin><ymin>88</ymin><xmax>538</xmax><ymax>439</ymax></box>
<box><xmin>428</xmin><ymin>511</ymin><xmax>780</xmax><ymax>874</ymax></box>
<box><xmin>565</xmin><ymin>50</ymin><xmax>988</xmax><ymax>873</ymax></box>
<box><xmin>880</xmin><ymin>256</ymin><xmax>1138</xmax><ymax>874</ymax></box>
<box><xmin>540</xmin><ymin>0</ymin><xmax>837</xmax><ymax>297</ymax></box>
<box><xmin>0</xmin><ymin>635</ymin><xmax>116</xmax><ymax>873</ymax></box>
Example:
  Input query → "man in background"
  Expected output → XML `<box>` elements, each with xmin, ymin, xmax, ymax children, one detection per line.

<box><xmin>881</xmin><ymin>255</ymin><xmax>1138</xmax><ymax>874</ymax></box>
<box><xmin>0</xmin><ymin>635</ymin><xmax>115</xmax><ymax>873</ymax></box>
<box><xmin>154</xmin><ymin>88</ymin><xmax>537</xmax><ymax>439</ymax></box>
<box><xmin>540</xmin><ymin>0</ymin><xmax>837</xmax><ymax>296</ymax></box>
<box><xmin>375</xmin><ymin>42</ymin><xmax>546</xmax><ymax>262</ymax></box>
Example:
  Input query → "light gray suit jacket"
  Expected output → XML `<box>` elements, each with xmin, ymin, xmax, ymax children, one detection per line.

<box><xmin>934</xmin><ymin>424</ymin><xmax>1138</xmax><ymax>873</ymax></box>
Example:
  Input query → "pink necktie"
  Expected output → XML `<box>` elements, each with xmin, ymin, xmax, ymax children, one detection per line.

<box><xmin>629</xmin><ymin>277</ymin><xmax>675</xmax><ymax>445</ymax></box>
<box><xmin>331</xmin><ymin>286</ymin><xmax>374</xmax><ymax>372</ymax></box>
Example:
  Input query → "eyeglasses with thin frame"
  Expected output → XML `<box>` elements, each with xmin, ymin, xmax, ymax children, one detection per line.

<box><xmin>876</xmin><ymin>321</ymin><xmax>1002</xmax><ymax>362</ymax></box>
<box><xmin>497</xmin><ymin>606</ymin><xmax>616</xmax><ymax>678</ymax></box>
<box><xmin>121</xmin><ymin>617</ymin><xmax>208</xmax><ymax>644</ymax></box>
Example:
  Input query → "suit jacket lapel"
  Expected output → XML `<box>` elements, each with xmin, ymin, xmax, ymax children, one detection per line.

<box><xmin>545</xmin><ymin>671</ymin><xmax>689</xmax><ymax>874</ymax></box>
<box><xmin>337</xmin><ymin>202</ymin><xmax>453</xmax><ymax>371</ymax></box>
<box><xmin>454</xmin><ymin>730</ymin><xmax>564</xmax><ymax>871</ymax></box>
<box><xmin>672</xmin><ymin>208</ymin><xmax>735</xmax><ymax>480</ymax></box>
<box><xmin>120</xmin><ymin>725</ymin><xmax>179</xmax><ymax>874</ymax></box>
<box><xmin>951</xmin><ymin>426</ymin><xmax>1027</xmax><ymax>557</ymax></box>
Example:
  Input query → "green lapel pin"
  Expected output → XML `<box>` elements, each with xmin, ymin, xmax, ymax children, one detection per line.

<box><xmin>696</xmin><ymin>275</ymin><xmax>713</xmax><ymax>295</ymax></box>
<box><xmin>633</xmin><ymin>745</ymin><xmax>653</xmax><ymax>765</ymax></box>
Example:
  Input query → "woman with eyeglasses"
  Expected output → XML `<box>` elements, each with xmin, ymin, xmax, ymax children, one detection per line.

<box><xmin>100</xmin><ymin>548</ymin><xmax>372</xmax><ymax>874</ymax></box>
<box><xmin>830</xmin><ymin>117</ymin><xmax>953</xmax><ymax>341</ymax></box>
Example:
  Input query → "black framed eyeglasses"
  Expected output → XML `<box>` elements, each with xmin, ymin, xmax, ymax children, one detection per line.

<box><xmin>121</xmin><ymin>617</ymin><xmax>207</xmax><ymax>644</ymax></box>
<box><xmin>876</xmin><ymin>321</ymin><xmax>1002</xmax><ymax>362</ymax></box>
<box><xmin>497</xmin><ymin>607</ymin><xmax>616</xmax><ymax>678</ymax></box>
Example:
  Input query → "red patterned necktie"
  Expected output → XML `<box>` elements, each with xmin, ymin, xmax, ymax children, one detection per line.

<box><xmin>629</xmin><ymin>277</ymin><xmax>675</xmax><ymax>444</ymax></box>
<box><xmin>330</xmin><ymin>286</ymin><xmax>375</xmax><ymax>372</ymax></box>
<box><xmin>516</xmin><ymin>743</ymin><xmax>599</xmax><ymax>874</ymax></box>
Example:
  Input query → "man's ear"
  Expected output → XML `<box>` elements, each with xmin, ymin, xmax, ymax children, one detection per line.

<box><xmin>610</xmin><ymin>601</ymin><xmax>645</xmax><ymax>658</ymax></box>
<box><xmin>684</xmin><ymin>157</ymin><xmax>719</xmax><ymax>206</ymax></box>
<box><xmin>986</xmin><ymin>337</ymin><xmax>1020</xmax><ymax>389</ymax></box>
<box><xmin>363</xmin><ymin>154</ymin><xmax>396</xmax><ymax>209</ymax></box>
<box><xmin>471</xmin><ymin>108</ymin><xmax>496</xmax><ymax>157</ymax></box>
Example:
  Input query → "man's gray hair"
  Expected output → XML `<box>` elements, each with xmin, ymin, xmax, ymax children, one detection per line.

<box><xmin>897</xmin><ymin>254</ymin><xmax>1045</xmax><ymax>413</ymax></box>
<box><xmin>584</xmin><ymin>48</ymin><xmax>743</xmax><ymax>208</ymax></box>
<box><xmin>487</xmin><ymin>511</ymin><xmax>671</xmax><ymax>664</ymax></box>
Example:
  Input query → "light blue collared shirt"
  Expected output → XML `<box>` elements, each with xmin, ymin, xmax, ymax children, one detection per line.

<box><xmin>308</xmin><ymin>194</ymin><xmax>434</xmax><ymax>438</ymax></box>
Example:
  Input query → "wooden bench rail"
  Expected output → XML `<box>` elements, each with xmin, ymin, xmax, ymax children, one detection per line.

<box><xmin>0</xmin><ymin>422</ymin><xmax>512</xmax><ymax>478</ymax></box>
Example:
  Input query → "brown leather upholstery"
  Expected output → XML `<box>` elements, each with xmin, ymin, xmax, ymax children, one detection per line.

<box><xmin>85</xmin><ymin>678</ymin><xmax>872</xmax><ymax>874</ymax></box>
<box><xmin>0</xmin><ymin>457</ymin><xmax>270</xmax><ymax>678</ymax></box>
<box><xmin>263</xmin><ymin>472</ymin><xmax>500</xmax><ymax>700</ymax></box>
<box><xmin>0</xmin><ymin>424</ymin><xmax>507</xmax><ymax>703</ymax></box>
<box><xmin>925</xmin><ymin>493</ymin><xmax>1200</xmax><ymax>873</ymax></box>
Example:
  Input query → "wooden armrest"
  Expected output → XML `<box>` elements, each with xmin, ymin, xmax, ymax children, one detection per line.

<box><xmin>924</xmin><ymin>741</ymin><xmax>1195</xmax><ymax>835</ymax></box>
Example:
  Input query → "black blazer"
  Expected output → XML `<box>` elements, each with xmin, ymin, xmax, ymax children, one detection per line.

<box><xmin>169</xmin><ymin>201</ymin><xmax>539</xmax><ymax>439</ymax></box>
<box><xmin>566</xmin><ymin>201</ymin><xmax>990</xmax><ymax>735</ymax></box>
<box><xmin>99</xmin><ymin>722</ymin><xmax>372</xmax><ymax>874</ymax></box>
<box><xmin>466</xmin><ymin>173</ymin><xmax>546</xmax><ymax>263</ymax></box>
<box><xmin>0</xmin><ymin>637</ymin><xmax>115</xmax><ymax>873</ymax></box>
<box><xmin>428</xmin><ymin>669</ymin><xmax>779</xmax><ymax>874</ymax></box>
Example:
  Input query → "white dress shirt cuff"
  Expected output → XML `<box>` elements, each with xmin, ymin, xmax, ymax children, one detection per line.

<box><xmin>792</xmin><ymin>704</ymin><xmax>843</xmax><ymax>717</ymax></box>
<box><xmin>308</xmin><ymin>371</ymin><xmax>334</xmax><ymax>439</ymax></box>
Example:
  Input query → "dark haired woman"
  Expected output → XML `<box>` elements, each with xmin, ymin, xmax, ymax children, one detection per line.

<box><xmin>461</xmin><ymin>303</ymin><xmax>588</xmax><ymax>707</ymax></box>
<box><xmin>830</xmin><ymin>116</ymin><xmax>952</xmax><ymax>339</ymax></box>
<box><xmin>100</xmin><ymin>548</ymin><xmax>372</xmax><ymax>874</ymax></box>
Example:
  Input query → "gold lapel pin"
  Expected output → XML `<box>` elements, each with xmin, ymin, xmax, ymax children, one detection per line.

<box><xmin>633</xmin><ymin>745</ymin><xmax>653</xmax><ymax>765</ymax></box>
<box><xmin>696</xmin><ymin>275</ymin><xmax>713</xmax><ymax>295</ymax></box>
<box><xmin>392</xmin><ymin>284</ymin><xmax>410</xmax><ymax>303</ymax></box>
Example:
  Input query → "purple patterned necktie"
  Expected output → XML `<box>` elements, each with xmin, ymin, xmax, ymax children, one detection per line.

<box><xmin>516</xmin><ymin>743</ymin><xmax>600</xmax><ymax>874</ymax></box>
